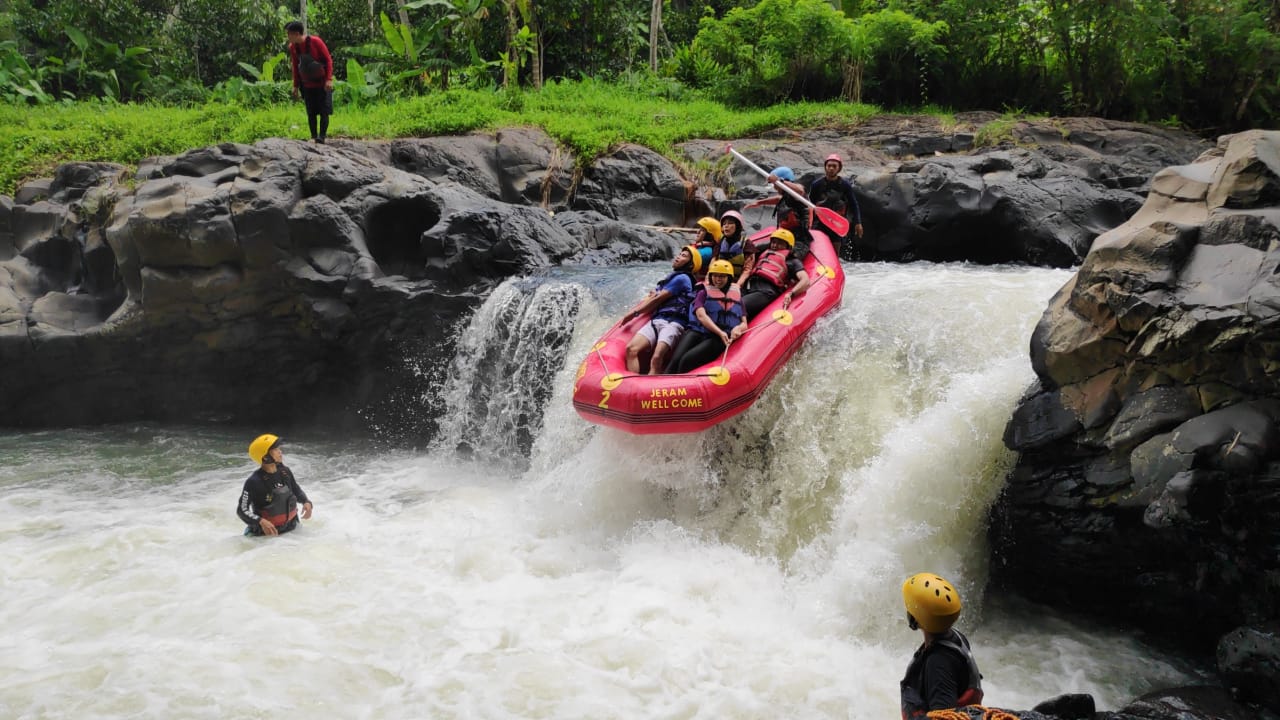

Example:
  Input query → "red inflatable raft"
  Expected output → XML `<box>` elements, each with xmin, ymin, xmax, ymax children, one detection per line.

<box><xmin>571</xmin><ymin>227</ymin><xmax>845</xmax><ymax>434</ymax></box>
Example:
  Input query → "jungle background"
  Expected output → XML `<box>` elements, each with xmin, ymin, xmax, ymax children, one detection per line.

<box><xmin>0</xmin><ymin>0</ymin><xmax>1277</xmax><ymax>193</ymax></box>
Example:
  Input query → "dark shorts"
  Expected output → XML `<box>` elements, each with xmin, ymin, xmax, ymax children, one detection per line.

<box><xmin>301</xmin><ymin>87</ymin><xmax>333</xmax><ymax>116</ymax></box>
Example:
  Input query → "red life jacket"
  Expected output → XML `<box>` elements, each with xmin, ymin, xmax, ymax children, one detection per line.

<box><xmin>752</xmin><ymin>248</ymin><xmax>791</xmax><ymax>289</ymax></box>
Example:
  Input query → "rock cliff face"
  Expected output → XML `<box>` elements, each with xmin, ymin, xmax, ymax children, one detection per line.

<box><xmin>997</xmin><ymin>130</ymin><xmax>1280</xmax><ymax>712</ymax></box>
<box><xmin>0</xmin><ymin>134</ymin><xmax>682</xmax><ymax>431</ymax></box>
<box><xmin>0</xmin><ymin>118</ymin><xmax>1208</xmax><ymax>432</ymax></box>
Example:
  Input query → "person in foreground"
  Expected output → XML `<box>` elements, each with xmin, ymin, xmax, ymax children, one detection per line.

<box><xmin>622</xmin><ymin>245</ymin><xmax>700</xmax><ymax>374</ymax></box>
<box><xmin>739</xmin><ymin>228</ymin><xmax>810</xmax><ymax>320</ymax></box>
<box><xmin>285</xmin><ymin>21</ymin><xmax>334</xmax><ymax>144</ymax></box>
<box><xmin>666</xmin><ymin>259</ymin><xmax>748</xmax><ymax>373</ymax></box>
<box><xmin>238</xmin><ymin>434</ymin><xmax>313</xmax><ymax>537</ymax></box>
<box><xmin>900</xmin><ymin>572</ymin><xmax>984</xmax><ymax>718</ymax></box>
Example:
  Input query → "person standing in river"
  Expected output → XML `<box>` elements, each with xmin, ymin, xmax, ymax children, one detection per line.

<box><xmin>237</xmin><ymin>434</ymin><xmax>313</xmax><ymax>537</ymax></box>
<box><xmin>285</xmin><ymin>21</ymin><xmax>334</xmax><ymax>144</ymax></box>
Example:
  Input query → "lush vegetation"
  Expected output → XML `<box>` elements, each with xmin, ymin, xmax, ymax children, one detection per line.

<box><xmin>1</xmin><ymin>0</ymin><xmax>1278</xmax><ymax>192</ymax></box>
<box><xmin>0</xmin><ymin>77</ymin><xmax>879</xmax><ymax>193</ymax></box>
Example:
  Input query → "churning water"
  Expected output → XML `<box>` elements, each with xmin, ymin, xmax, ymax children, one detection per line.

<box><xmin>0</xmin><ymin>263</ymin><xmax>1200</xmax><ymax>719</ymax></box>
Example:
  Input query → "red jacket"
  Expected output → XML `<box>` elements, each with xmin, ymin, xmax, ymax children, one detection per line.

<box><xmin>289</xmin><ymin>35</ymin><xmax>333</xmax><ymax>89</ymax></box>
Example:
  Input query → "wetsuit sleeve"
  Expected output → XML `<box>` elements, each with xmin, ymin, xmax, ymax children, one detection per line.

<box><xmin>921</xmin><ymin>649</ymin><xmax>966</xmax><ymax>710</ymax></box>
<box><xmin>284</xmin><ymin>467</ymin><xmax>310</xmax><ymax>505</ymax></box>
<box><xmin>787</xmin><ymin>257</ymin><xmax>805</xmax><ymax>280</ymax></box>
<box><xmin>844</xmin><ymin>179</ymin><xmax>862</xmax><ymax>224</ymax></box>
<box><xmin>237</xmin><ymin>475</ymin><xmax>261</xmax><ymax>525</ymax></box>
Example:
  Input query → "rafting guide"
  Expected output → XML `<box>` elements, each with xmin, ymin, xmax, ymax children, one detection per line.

<box><xmin>237</xmin><ymin>433</ymin><xmax>313</xmax><ymax>537</ymax></box>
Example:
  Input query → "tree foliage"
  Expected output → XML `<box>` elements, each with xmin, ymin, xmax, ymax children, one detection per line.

<box><xmin>1</xmin><ymin>0</ymin><xmax>1279</xmax><ymax>133</ymax></box>
<box><xmin>693</xmin><ymin>0</ymin><xmax>859</xmax><ymax>105</ymax></box>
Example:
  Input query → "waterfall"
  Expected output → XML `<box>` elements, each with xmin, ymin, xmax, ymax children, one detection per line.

<box><xmin>433</xmin><ymin>277</ymin><xmax>587</xmax><ymax>465</ymax></box>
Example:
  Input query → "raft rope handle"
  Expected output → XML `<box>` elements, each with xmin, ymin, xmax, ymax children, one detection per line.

<box><xmin>593</xmin><ymin>342</ymin><xmax>617</xmax><ymax>378</ymax></box>
<box><xmin>682</xmin><ymin>255</ymin><xmax>835</xmax><ymax>377</ymax></box>
<box><xmin>681</xmin><ymin>311</ymin><xmax>781</xmax><ymax>378</ymax></box>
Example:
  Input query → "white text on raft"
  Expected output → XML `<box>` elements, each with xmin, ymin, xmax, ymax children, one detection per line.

<box><xmin>641</xmin><ymin>387</ymin><xmax>704</xmax><ymax>410</ymax></box>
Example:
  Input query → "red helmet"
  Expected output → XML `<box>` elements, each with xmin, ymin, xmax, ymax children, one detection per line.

<box><xmin>824</xmin><ymin>153</ymin><xmax>843</xmax><ymax>171</ymax></box>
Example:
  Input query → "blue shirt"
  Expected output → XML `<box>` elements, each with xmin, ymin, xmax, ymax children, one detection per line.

<box><xmin>654</xmin><ymin>272</ymin><xmax>694</xmax><ymax>321</ymax></box>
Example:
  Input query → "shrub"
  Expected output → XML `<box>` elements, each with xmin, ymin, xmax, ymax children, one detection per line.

<box><xmin>693</xmin><ymin>0</ymin><xmax>858</xmax><ymax>106</ymax></box>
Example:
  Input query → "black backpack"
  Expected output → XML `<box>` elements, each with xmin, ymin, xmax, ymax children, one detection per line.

<box><xmin>297</xmin><ymin>37</ymin><xmax>326</xmax><ymax>82</ymax></box>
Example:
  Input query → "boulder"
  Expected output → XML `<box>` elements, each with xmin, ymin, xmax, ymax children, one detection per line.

<box><xmin>0</xmin><ymin>139</ymin><xmax>672</xmax><ymax>430</ymax></box>
<box><xmin>0</xmin><ymin>118</ymin><xmax>1212</xmax><ymax>432</ymax></box>
<box><xmin>997</xmin><ymin>131</ymin><xmax>1280</xmax><ymax>705</ymax></box>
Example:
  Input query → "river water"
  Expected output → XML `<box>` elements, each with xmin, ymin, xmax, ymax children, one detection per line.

<box><xmin>0</xmin><ymin>262</ymin><xmax>1200</xmax><ymax>719</ymax></box>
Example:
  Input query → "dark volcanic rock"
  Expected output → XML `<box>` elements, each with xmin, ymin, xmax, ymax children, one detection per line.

<box><xmin>680</xmin><ymin>117</ymin><xmax>1208</xmax><ymax>265</ymax></box>
<box><xmin>0</xmin><ymin>117</ymin><xmax>1210</xmax><ymax>432</ymax></box>
<box><xmin>997</xmin><ymin>130</ymin><xmax>1280</xmax><ymax>713</ymax></box>
<box><xmin>0</xmin><ymin>139</ymin><xmax>679</xmax><ymax>430</ymax></box>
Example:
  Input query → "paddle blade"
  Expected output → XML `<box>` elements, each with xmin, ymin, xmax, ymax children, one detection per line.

<box><xmin>813</xmin><ymin>206</ymin><xmax>850</xmax><ymax>237</ymax></box>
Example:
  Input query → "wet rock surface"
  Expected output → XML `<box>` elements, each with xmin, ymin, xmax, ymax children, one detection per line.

<box><xmin>997</xmin><ymin>130</ymin><xmax>1280</xmax><ymax>716</ymax></box>
<box><xmin>1</xmin><ymin>118</ymin><xmax>1207</xmax><ymax>433</ymax></box>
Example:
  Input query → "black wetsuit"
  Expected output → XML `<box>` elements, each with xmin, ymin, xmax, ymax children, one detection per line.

<box><xmin>808</xmin><ymin>175</ymin><xmax>861</xmax><ymax>243</ymax></box>
<box><xmin>237</xmin><ymin>465</ymin><xmax>309</xmax><ymax>535</ymax></box>
<box><xmin>900</xmin><ymin>629</ymin><xmax>983</xmax><ymax>718</ymax></box>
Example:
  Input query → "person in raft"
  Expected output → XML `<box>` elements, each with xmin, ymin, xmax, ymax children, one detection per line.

<box><xmin>237</xmin><ymin>434</ymin><xmax>313</xmax><ymax>537</ymax></box>
<box><xmin>738</xmin><ymin>228</ymin><xmax>810</xmax><ymax>320</ymax></box>
<box><xmin>690</xmin><ymin>217</ymin><xmax>720</xmax><ymax>284</ymax></box>
<box><xmin>665</xmin><ymin>259</ymin><xmax>749</xmax><ymax>374</ymax></box>
<box><xmin>900</xmin><ymin>572</ymin><xmax>984</xmax><ymax>718</ymax></box>
<box><xmin>712</xmin><ymin>209</ymin><xmax>749</xmax><ymax>279</ymax></box>
<box><xmin>744</xmin><ymin>166</ymin><xmax>814</xmax><ymax>259</ymax></box>
<box><xmin>622</xmin><ymin>245</ymin><xmax>701</xmax><ymax>374</ymax></box>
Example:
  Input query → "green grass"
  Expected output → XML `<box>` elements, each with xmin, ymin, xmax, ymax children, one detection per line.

<box><xmin>0</xmin><ymin>80</ymin><xmax>883</xmax><ymax>195</ymax></box>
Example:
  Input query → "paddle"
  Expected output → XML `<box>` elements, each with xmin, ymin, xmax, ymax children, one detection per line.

<box><xmin>726</xmin><ymin>146</ymin><xmax>851</xmax><ymax>238</ymax></box>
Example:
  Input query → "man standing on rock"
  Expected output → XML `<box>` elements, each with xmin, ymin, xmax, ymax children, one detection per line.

<box><xmin>286</xmin><ymin>21</ymin><xmax>334</xmax><ymax>144</ymax></box>
<box><xmin>808</xmin><ymin>153</ymin><xmax>863</xmax><ymax>257</ymax></box>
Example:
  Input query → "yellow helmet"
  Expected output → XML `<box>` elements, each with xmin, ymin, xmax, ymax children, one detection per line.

<box><xmin>903</xmin><ymin>573</ymin><xmax>962</xmax><ymax>633</ymax></box>
<box><xmin>682</xmin><ymin>244</ymin><xmax>703</xmax><ymax>274</ymax></box>
<box><xmin>769</xmin><ymin>228</ymin><xmax>795</xmax><ymax>247</ymax></box>
<box><xmin>707</xmin><ymin>259</ymin><xmax>735</xmax><ymax>277</ymax></box>
<box><xmin>696</xmin><ymin>217</ymin><xmax>723</xmax><ymax>241</ymax></box>
<box><xmin>248</xmin><ymin>434</ymin><xmax>280</xmax><ymax>465</ymax></box>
